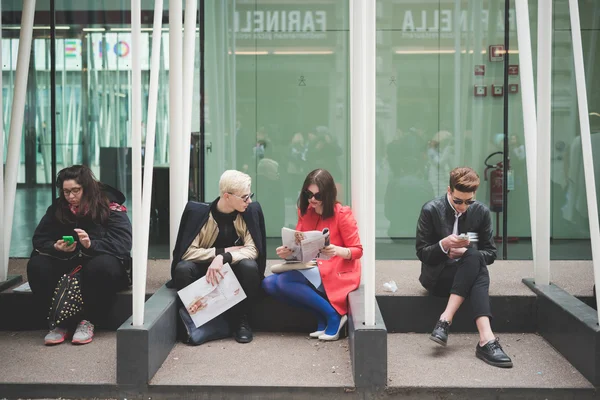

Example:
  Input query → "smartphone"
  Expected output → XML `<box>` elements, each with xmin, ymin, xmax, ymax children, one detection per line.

<box><xmin>458</xmin><ymin>233</ymin><xmax>469</xmax><ymax>240</ymax></box>
<box><xmin>62</xmin><ymin>230</ymin><xmax>79</xmax><ymax>245</ymax></box>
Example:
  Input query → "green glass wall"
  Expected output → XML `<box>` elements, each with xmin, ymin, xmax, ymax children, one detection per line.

<box><xmin>2</xmin><ymin>0</ymin><xmax>599</xmax><ymax>260</ymax></box>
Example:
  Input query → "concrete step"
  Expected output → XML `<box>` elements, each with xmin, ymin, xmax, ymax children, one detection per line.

<box><xmin>4</xmin><ymin>259</ymin><xmax>594</xmax><ymax>334</ymax></box>
<box><xmin>376</xmin><ymin>260</ymin><xmax>594</xmax><ymax>333</ymax></box>
<box><xmin>387</xmin><ymin>333</ymin><xmax>596</xmax><ymax>399</ymax></box>
<box><xmin>2</xmin><ymin>331</ymin><xmax>595</xmax><ymax>399</ymax></box>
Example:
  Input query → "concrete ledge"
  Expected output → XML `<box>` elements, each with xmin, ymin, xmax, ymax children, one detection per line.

<box><xmin>0</xmin><ymin>275</ymin><xmax>22</xmax><ymax>293</ymax></box>
<box><xmin>250</xmin><ymin>295</ymin><xmax>318</xmax><ymax>333</ymax></box>
<box><xmin>377</xmin><ymin>295</ymin><xmax>537</xmax><ymax>333</ymax></box>
<box><xmin>523</xmin><ymin>278</ymin><xmax>600</xmax><ymax>385</ymax></box>
<box><xmin>348</xmin><ymin>285</ymin><xmax>387</xmax><ymax>388</ymax></box>
<box><xmin>0</xmin><ymin>291</ymin><xmax>151</xmax><ymax>331</ymax></box>
<box><xmin>117</xmin><ymin>284</ymin><xmax>178</xmax><ymax>387</ymax></box>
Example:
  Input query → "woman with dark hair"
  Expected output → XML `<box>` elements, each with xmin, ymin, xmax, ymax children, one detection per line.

<box><xmin>27</xmin><ymin>165</ymin><xmax>132</xmax><ymax>345</ymax></box>
<box><xmin>262</xmin><ymin>169</ymin><xmax>362</xmax><ymax>341</ymax></box>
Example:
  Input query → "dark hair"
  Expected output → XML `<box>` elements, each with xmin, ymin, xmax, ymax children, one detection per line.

<box><xmin>297</xmin><ymin>169</ymin><xmax>338</xmax><ymax>219</ymax></box>
<box><xmin>449</xmin><ymin>167</ymin><xmax>480</xmax><ymax>193</ymax></box>
<box><xmin>55</xmin><ymin>165</ymin><xmax>109</xmax><ymax>224</ymax></box>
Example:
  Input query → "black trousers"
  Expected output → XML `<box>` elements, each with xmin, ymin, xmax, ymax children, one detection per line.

<box><xmin>429</xmin><ymin>248</ymin><xmax>493</xmax><ymax>320</ymax></box>
<box><xmin>27</xmin><ymin>254</ymin><xmax>129</xmax><ymax>327</ymax></box>
<box><xmin>173</xmin><ymin>258</ymin><xmax>261</xmax><ymax>320</ymax></box>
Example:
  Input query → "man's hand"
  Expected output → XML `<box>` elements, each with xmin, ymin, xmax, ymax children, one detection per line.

<box><xmin>225</xmin><ymin>245</ymin><xmax>244</xmax><ymax>253</ymax></box>
<box><xmin>448</xmin><ymin>247</ymin><xmax>468</xmax><ymax>259</ymax></box>
<box><xmin>206</xmin><ymin>255</ymin><xmax>225</xmax><ymax>286</ymax></box>
<box><xmin>54</xmin><ymin>240</ymin><xmax>77</xmax><ymax>253</ymax></box>
<box><xmin>276</xmin><ymin>245</ymin><xmax>293</xmax><ymax>260</ymax></box>
<box><xmin>74</xmin><ymin>228</ymin><xmax>91</xmax><ymax>249</ymax></box>
<box><xmin>441</xmin><ymin>234</ymin><xmax>470</xmax><ymax>251</ymax></box>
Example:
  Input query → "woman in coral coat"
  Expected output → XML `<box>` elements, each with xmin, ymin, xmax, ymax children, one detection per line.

<box><xmin>262</xmin><ymin>169</ymin><xmax>363</xmax><ymax>341</ymax></box>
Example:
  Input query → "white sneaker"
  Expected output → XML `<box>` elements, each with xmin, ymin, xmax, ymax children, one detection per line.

<box><xmin>44</xmin><ymin>326</ymin><xmax>70</xmax><ymax>345</ymax></box>
<box><xmin>72</xmin><ymin>320</ymin><xmax>94</xmax><ymax>345</ymax></box>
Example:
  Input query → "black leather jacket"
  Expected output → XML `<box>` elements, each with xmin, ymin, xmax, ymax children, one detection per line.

<box><xmin>416</xmin><ymin>195</ymin><xmax>497</xmax><ymax>290</ymax></box>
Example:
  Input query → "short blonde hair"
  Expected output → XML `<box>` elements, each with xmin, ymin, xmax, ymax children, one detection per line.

<box><xmin>219</xmin><ymin>170</ymin><xmax>252</xmax><ymax>196</ymax></box>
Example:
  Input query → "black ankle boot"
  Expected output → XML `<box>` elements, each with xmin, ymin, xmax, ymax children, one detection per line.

<box><xmin>234</xmin><ymin>314</ymin><xmax>253</xmax><ymax>344</ymax></box>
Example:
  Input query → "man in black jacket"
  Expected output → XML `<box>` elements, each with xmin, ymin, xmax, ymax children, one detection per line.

<box><xmin>170</xmin><ymin>170</ymin><xmax>266</xmax><ymax>345</ymax></box>
<box><xmin>416</xmin><ymin>167</ymin><xmax>512</xmax><ymax>368</ymax></box>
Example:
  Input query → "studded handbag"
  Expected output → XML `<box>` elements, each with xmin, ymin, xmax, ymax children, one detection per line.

<box><xmin>48</xmin><ymin>265</ymin><xmax>84</xmax><ymax>329</ymax></box>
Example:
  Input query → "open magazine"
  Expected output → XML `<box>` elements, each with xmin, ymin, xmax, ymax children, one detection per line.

<box><xmin>177</xmin><ymin>263</ymin><xmax>246</xmax><ymax>328</ymax></box>
<box><xmin>281</xmin><ymin>227</ymin><xmax>331</xmax><ymax>263</ymax></box>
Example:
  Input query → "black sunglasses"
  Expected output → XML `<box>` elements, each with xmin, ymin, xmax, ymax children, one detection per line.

<box><xmin>304</xmin><ymin>189</ymin><xmax>323</xmax><ymax>201</ymax></box>
<box><xmin>452</xmin><ymin>197</ymin><xmax>476</xmax><ymax>205</ymax></box>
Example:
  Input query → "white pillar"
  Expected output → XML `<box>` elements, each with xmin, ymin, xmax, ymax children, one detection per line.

<box><xmin>3</xmin><ymin>0</ymin><xmax>36</xmax><ymax>276</ymax></box>
<box><xmin>535</xmin><ymin>0</ymin><xmax>552</xmax><ymax>285</ymax></box>
<box><xmin>350</xmin><ymin>0</ymin><xmax>376</xmax><ymax>326</ymax></box>
<box><xmin>0</xmin><ymin>0</ymin><xmax>4</xmax><ymax>282</ymax></box>
<box><xmin>130</xmin><ymin>0</ymin><xmax>144</xmax><ymax>326</ymax></box>
<box><xmin>169</xmin><ymin>0</ymin><xmax>184</xmax><ymax>258</ymax></box>
<box><xmin>453</xmin><ymin>0</ymin><xmax>462</xmax><ymax>165</ymax></box>
<box><xmin>568</xmin><ymin>0</ymin><xmax>600</xmax><ymax>317</ymax></box>
<box><xmin>134</xmin><ymin>0</ymin><xmax>163</xmax><ymax>327</ymax></box>
<box><xmin>181</xmin><ymin>0</ymin><xmax>197</xmax><ymax>201</ymax></box>
<box><xmin>514</xmin><ymin>0</ymin><xmax>538</xmax><ymax>276</ymax></box>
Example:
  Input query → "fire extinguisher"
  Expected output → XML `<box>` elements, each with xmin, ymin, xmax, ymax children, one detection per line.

<box><xmin>484</xmin><ymin>152</ymin><xmax>504</xmax><ymax>213</ymax></box>
<box><xmin>484</xmin><ymin>152</ymin><xmax>517</xmax><ymax>243</ymax></box>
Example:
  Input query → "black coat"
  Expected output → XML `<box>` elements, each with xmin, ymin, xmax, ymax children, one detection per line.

<box><xmin>31</xmin><ymin>185</ymin><xmax>132</xmax><ymax>262</ymax></box>
<box><xmin>416</xmin><ymin>195</ymin><xmax>497</xmax><ymax>290</ymax></box>
<box><xmin>170</xmin><ymin>200</ymin><xmax>267</xmax><ymax>279</ymax></box>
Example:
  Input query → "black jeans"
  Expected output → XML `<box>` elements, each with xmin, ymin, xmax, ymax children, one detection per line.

<box><xmin>173</xmin><ymin>258</ymin><xmax>261</xmax><ymax>321</ymax></box>
<box><xmin>430</xmin><ymin>248</ymin><xmax>492</xmax><ymax>320</ymax></box>
<box><xmin>27</xmin><ymin>254</ymin><xmax>129</xmax><ymax>327</ymax></box>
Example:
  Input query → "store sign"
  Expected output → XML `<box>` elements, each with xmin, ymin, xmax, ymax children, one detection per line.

<box><xmin>234</xmin><ymin>10</ymin><xmax>327</xmax><ymax>35</ymax></box>
<box><xmin>233</xmin><ymin>5</ymin><xmax>335</xmax><ymax>47</ymax></box>
<box><xmin>394</xmin><ymin>3</ymin><xmax>516</xmax><ymax>43</ymax></box>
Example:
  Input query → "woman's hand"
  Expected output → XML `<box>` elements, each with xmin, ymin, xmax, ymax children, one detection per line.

<box><xmin>54</xmin><ymin>240</ymin><xmax>77</xmax><ymax>253</ymax></box>
<box><xmin>276</xmin><ymin>245</ymin><xmax>293</xmax><ymax>260</ymax></box>
<box><xmin>321</xmin><ymin>245</ymin><xmax>350</xmax><ymax>259</ymax></box>
<box><xmin>74</xmin><ymin>228</ymin><xmax>91</xmax><ymax>249</ymax></box>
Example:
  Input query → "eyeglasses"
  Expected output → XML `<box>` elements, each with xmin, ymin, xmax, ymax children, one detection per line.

<box><xmin>63</xmin><ymin>187</ymin><xmax>82</xmax><ymax>196</ymax></box>
<box><xmin>452</xmin><ymin>196</ymin><xmax>476</xmax><ymax>205</ymax></box>
<box><xmin>304</xmin><ymin>189</ymin><xmax>323</xmax><ymax>201</ymax></box>
<box><xmin>228</xmin><ymin>192</ymin><xmax>254</xmax><ymax>202</ymax></box>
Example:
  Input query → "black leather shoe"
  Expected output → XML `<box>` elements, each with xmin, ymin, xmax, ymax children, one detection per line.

<box><xmin>476</xmin><ymin>338</ymin><xmax>513</xmax><ymax>368</ymax></box>
<box><xmin>234</xmin><ymin>314</ymin><xmax>253</xmax><ymax>344</ymax></box>
<box><xmin>430</xmin><ymin>319</ymin><xmax>451</xmax><ymax>346</ymax></box>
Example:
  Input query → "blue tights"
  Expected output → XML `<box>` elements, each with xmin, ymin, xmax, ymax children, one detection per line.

<box><xmin>262</xmin><ymin>270</ymin><xmax>342</xmax><ymax>335</ymax></box>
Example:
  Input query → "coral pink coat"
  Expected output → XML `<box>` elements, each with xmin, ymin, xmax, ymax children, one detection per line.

<box><xmin>296</xmin><ymin>203</ymin><xmax>363</xmax><ymax>315</ymax></box>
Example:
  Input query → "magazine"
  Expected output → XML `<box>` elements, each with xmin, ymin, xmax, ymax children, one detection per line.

<box><xmin>281</xmin><ymin>227</ymin><xmax>331</xmax><ymax>263</ymax></box>
<box><xmin>177</xmin><ymin>263</ymin><xmax>246</xmax><ymax>328</ymax></box>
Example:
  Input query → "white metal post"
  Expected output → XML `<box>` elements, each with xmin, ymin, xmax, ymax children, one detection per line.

<box><xmin>453</xmin><ymin>0</ymin><xmax>462</xmax><ymax>166</ymax></box>
<box><xmin>131</xmin><ymin>0</ymin><xmax>144</xmax><ymax>326</ymax></box>
<box><xmin>568</xmin><ymin>0</ymin><xmax>600</xmax><ymax>318</ymax></box>
<box><xmin>0</xmin><ymin>0</ymin><xmax>5</xmax><ymax>282</ymax></box>
<box><xmin>169</xmin><ymin>0</ymin><xmax>184</xmax><ymax>258</ymax></box>
<box><xmin>350</xmin><ymin>0</ymin><xmax>376</xmax><ymax>326</ymax></box>
<box><xmin>3</xmin><ymin>0</ymin><xmax>36</xmax><ymax>275</ymax></box>
<box><xmin>514</xmin><ymin>0</ymin><xmax>538</xmax><ymax>277</ymax></box>
<box><xmin>182</xmin><ymin>0</ymin><xmax>197</xmax><ymax>200</ymax></box>
<box><xmin>135</xmin><ymin>0</ymin><xmax>164</xmax><ymax>327</ymax></box>
<box><xmin>535</xmin><ymin>0</ymin><xmax>552</xmax><ymax>285</ymax></box>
